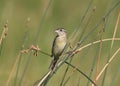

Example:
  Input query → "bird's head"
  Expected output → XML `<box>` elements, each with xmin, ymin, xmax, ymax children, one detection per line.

<box><xmin>55</xmin><ymin>28</ymin><xmax>66</xmax><ymax>36</ymax></box>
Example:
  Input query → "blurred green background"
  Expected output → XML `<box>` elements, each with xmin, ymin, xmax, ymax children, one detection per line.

<box><xmin>0</xmin><ymin>0</ymin><xmax>120</xmax><ymax>86</ymax></box>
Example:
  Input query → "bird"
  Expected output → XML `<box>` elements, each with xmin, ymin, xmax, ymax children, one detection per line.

<box><xmin>50</xmin><ymin>28</ymin><xmax>67</xmax><ymax>70</ymax></box>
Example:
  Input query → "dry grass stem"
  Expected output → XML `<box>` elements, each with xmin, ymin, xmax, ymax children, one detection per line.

<box><xmin>6</xmin><ymin>53</ymin><xmax>21</xmax><ymax>86</ymax></box>
<box><xmin>94</xmin><ymin>19</ymin><xmax>105</xmax><ymax>84</ymax></box>
<box><xmin>21</xmin><ymin>45</ymin><xmax>40</xmax><ymax>56</ymax></box>
<box><xmin>0</xmin><ymin>20</ymin><xmax>8</xmax><ymax>45</ymax></box>
<box><xmin>6</xmin><ymin>18</ymin><xmax>32</xmax><ymax>86</ymax></box>
<box><xmin>91</xmin><ymin>47</ymin><xmax>120</xmax><ymax>86</ymax></box>
<box><xmin>92</xmin><ymin>12</ymin><xmax>120</xmax><ymax>86</ymax></box>
<box><xmin>96</xmin><ymin>47</ymin><xmax>120</xmax><ymax>81</ymax></box>
<box><xmin>36</xmin><ymin>71</ymin><xmax>52</xmax><ymax>86</ymax></box>
<box><xmin>111</xmin><ymin>11</ymin><xmax>120</xmax><ymax>48</ymax></box>
<box><xmin>73</xmin><ymin>38</ymin><xmax>120</xmax><ymax>55</ymax></box>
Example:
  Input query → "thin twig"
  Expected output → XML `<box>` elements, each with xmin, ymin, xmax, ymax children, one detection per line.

<box><xmin>60</xmin><ymin>58</ymin><xmax>71</xmax><ymax>86</ymax></box>
<box><xmin>65</xmin><ymin>61</ymin><xmax>97</xmax><ymax>86</ymax></box>
<box><xmin>73</xmin><ymin>38</ymin><xmax>120</xmax><ymax>55</ymax></box>
<box><xmin>93</xmin><ymin>11</ymin><xmax>120</xmax><ymax>86</ymax></box>
<box><xmin>37</xmin><ymin>71</ymin><xmax>52</xmax><ymax>86</ymax></box>
<box><xmin>6</xmin><ymin>52</ymin><xmax>21</xmax><ymax>86</ymax></box>
<box><xmin>111</xmin><ymin>11</ymin><xmax>120</xmax><ymax>48</ymax></box>
<box><xmin>0</xmin><ymin>20</ymin><xmax>8</xmax><ymax>45</ymax></box>
<box><xmin>96</xmin><ymin>47</ymin><xmax>120</xmax><ymax>81</ymax></box>
<box><xmin>94</xmin><ymin>18</ymin><xmax>105</xmax><ymax>84</ymax></box>
<box><xmin>21</xmin><ymin>45</ymin><xmax>40</xmax><ymax>56</ymax></box>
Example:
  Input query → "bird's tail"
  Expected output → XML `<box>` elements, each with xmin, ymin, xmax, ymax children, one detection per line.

<box><xmin>49</xmin><ymin>58</ymin><xmax>58</xmax><ymax>70</ymax></box>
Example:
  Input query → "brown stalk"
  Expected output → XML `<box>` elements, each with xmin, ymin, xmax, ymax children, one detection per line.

<box><xmin>111</xmin><ymin>11</ymin><xmax>120</xmax><ymax>48</ymax></box>
<box><xmin>0</xmin><ymin>20</ymin><xmax>8</xmax><ymax>45</ymax></box>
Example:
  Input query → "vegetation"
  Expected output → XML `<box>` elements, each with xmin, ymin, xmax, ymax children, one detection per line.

<box><xmin>0</xmin><ymin>0</ymin><xmax>120</xmax><ymax>86</ymax></box>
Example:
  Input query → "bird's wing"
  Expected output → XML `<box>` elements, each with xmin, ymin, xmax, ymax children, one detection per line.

<box><xmin>51</xmin><ymin>35</ymin><xmax>58</xmax><ymax>57</ymax></box>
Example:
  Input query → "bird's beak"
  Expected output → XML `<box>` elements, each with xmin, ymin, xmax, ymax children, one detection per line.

<box><xmin>55</xmin><ymin>30</ymin><xmax>59</xmax><ymax>33</ymax></box>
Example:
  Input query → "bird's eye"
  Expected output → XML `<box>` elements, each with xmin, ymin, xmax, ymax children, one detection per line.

<box><xmin>60</xmin><ymin>29</ymin><xmax>63</xmax><ymax>31</ymax></box>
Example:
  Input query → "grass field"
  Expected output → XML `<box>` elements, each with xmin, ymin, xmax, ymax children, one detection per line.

<box><xmin>0</xmin><ymin>0</ymin><xmax>120</xmax><ymax>86</ymax></box>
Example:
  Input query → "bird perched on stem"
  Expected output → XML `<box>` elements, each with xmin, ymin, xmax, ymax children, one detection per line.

<box><xmin>50</xmin><ymin>28</ymin><xmax>67</xmax><ymax>70</ymax></box>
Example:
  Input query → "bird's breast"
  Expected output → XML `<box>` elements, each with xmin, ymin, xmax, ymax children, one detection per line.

<box><xmin>53</xmin><ymin>36</ymin><xmax>66</xmax><ymax>56</ymax></box>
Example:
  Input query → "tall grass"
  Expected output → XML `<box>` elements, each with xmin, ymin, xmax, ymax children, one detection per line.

<box><xmin>0</xmin><ymin>0</ymin><xmax>120</xmax><ymax>86</ymax></box>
